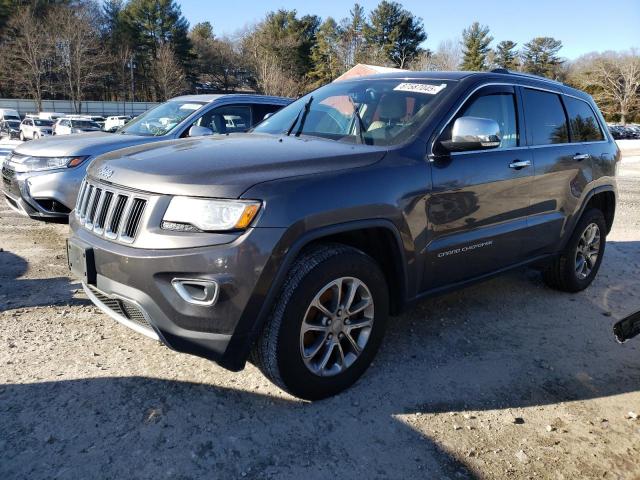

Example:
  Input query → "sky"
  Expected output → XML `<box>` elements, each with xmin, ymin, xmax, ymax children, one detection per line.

<box><xmin>177</xmin><ymin>0</ymin><xmax>639</xmax><ymax>59</ymax></box>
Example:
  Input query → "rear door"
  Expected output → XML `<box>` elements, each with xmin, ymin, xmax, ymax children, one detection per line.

<box><xmin>520</xmin><ymin>87</ymin><xmax>594</xmax><ymax>257</ymax></box>
<box><xmin>424</xmin><ymin>84</ymin><xmax>533</xmax><ymax>290</ymax></box>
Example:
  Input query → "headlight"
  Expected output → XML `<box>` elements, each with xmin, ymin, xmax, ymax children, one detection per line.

<box><xmin>162</xmin><ymin>197</ymin><xmax>261</xmax><ymax>232</ymax></box>
<box><xmin>7</xmin><ymin>154</ymin><xmax>89</xmax><ymax>172</ymax></box>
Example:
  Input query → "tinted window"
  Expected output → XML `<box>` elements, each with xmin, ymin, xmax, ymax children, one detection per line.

<box><xmin>458</xmin><ymin>93</ymin><xmax>518</xmax><ymax>148</ymax></box>
<box><xmin>523</xmin><ymin>89</ymin><xmax>569</xmax><ymax>145</ymax></box>
<box><xmin>253</xmin><ymin>104</ymin><xmax>284</xmax><ymax>124</ymax></box>
<box><xmin>564</xmin><ymin>97</ymin><xmax>604</xmax><ymax>142</ymax></box>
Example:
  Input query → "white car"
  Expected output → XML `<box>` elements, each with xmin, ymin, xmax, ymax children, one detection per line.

<box><xmin>53</xmin><ymin>118</ymin><xmax>102</xmax><ymax>136</ymax></box>
<box><xmin>19</xmin><ymin>118</ymin><xmax>54</xmax><ymax>140</ymax></box>
<box><xmin>103</xmin><ymin>115</ymin><xmax>132</xmax><ymax>131</ymax></box>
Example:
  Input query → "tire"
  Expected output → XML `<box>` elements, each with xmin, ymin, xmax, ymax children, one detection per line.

<box><xmin>252</xmin><ymin>244</ymin><xmax>389</xmax><ymax>400</ymax></box>
<box><xmin>543</xmin><ymin>208</ymin><xmax>607</xmax><ymax>292</ymax></box>
<box><xmin>19</xmin><ymin>131</ymin><xmax>24</xmax><ymax>141</ymax></box>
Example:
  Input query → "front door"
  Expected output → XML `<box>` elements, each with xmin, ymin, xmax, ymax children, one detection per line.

<box><xmin>423</xmin><ymin>85</ymin><xmax>533</xmax><ymax>291</ymax></box>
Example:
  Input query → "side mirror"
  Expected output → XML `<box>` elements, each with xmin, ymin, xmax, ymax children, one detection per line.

<box><xmin>263</xmin><ymin>113</ymin><xmax>274</xmax><ymax>121</ymax></box>
<box><xmin>188</xmin><ymin>125</ymin><xmax>214</xmax><ymax>137</ymax></box>
<box><xmin>440</xmin><ymin>117</ymin><xmax>501</xmax><ymax>152</ymax></box>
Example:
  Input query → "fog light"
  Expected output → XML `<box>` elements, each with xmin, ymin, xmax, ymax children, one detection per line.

<box><xmin>171</xmin><ymin>278</ymin><xmax>219</xmax><ymax>306</ymax></box>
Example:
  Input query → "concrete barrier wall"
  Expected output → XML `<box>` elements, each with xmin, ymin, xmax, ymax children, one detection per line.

<box><xmin>0</xmin><ymin>98</ymin><xmax>159</xmax><ymax>117</ymax></box>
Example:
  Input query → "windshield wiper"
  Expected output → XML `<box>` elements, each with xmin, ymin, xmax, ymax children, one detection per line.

<box><xmin>348</xmin><ymin>96</ymin><xmax>366</xmax><ymax>145</ymax></box>
<box><xmin>286</xmin><ymin>96</ymin><xmax>313</xmax><ymax>136</ymax></box>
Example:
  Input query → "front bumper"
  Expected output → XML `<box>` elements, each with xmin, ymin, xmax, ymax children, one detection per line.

<box><xmin>68</xmin><ymin>219</ymin><xmax>287</xmax><ymax>370</ymax></box>
<box><xmin>1</xmin><ymin>162</ymin><xmax>85</xmax><ymax>218</ymax></box>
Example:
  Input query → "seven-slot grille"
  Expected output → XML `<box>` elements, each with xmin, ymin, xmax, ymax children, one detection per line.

<box><xmin>75</xmin><ymin>179</ymin><xmax>147</xmax><ymax>243</ymax></box>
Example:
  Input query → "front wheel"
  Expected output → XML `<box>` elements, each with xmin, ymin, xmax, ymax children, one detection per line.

<box><xmin>543</xmin><ymin>208</ymin><xmax>607</xmax><ymax>292</ymax></box>
<box><xmin>19</xmin><ymin>131</ymin><xmax>24</xmax><ymax>141</ymax></box>
<box><xmin>253</xmin><ymin>244</ymin><xmax>389</xmax><ymax>400</ymax></box>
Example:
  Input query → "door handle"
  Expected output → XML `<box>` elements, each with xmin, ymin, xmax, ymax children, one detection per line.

<box><xmin>573</xmin><ymin>153</ymin><xmax>590</xmax><ymax>161</ymax></box>
<box><xmin>509</xmin><ymin>160</ymin><xmax>531</xmax><ymax>169</ymax></box>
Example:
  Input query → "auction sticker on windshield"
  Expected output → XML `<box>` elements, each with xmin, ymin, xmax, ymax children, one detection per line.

<box><xmin>179</xmin><ymin>104</ymin><xmax>203</xmax><ymax>111</ymax></box>
<box><xmin>393</xmin><ymin>83</ymin><xmax>447</xmax><ymax>95</ymax></box>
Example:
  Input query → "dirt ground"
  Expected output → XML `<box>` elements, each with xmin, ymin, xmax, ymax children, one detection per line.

<box><xmin>1</xmin><ymin>152</ymin><xmax>639</xmax><ymax>479</ymax></box>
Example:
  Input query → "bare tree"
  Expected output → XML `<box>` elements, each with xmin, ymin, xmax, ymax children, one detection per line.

<box><xmin>0</xmin><ymin>8</ymin><xmax>52</xmax><ymax>111</ymax></box>
<box><xmin>153</xmin><ymin>43</ymin><xmax>186</xmax><ymax>101</ymax></box>
<box><xmin>570</xmin><ymin>50</ymin><xmax>640</xmax><ymax>124</ymax></box>
<box><xmin>241</xmin><ymin>28</ymin><xmax>299</xmax><ymax>97</ymax></box>
<box><xmin>49</xmin><ymin>3</ymin><xmax>108</xmax><ymax>113</ymax></box>
<box><xmin>413</xmin><ymin>39</ymin><xmax>461</xmax><ymax>71</ymax></box>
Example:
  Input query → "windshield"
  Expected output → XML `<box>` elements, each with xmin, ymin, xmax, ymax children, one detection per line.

<box><xmin>5</xmin><ymin>115</ymin><xmax>20</xmax><ymax>121</ymax></box>
<box><xmin>72</xmin><ymin>120</ymin><xmax>100</xmax><ymax>129</ymax></box>
<box><xmin>33</xmin><ymin>119</ymin><xmax>53</xmax><ymax>127</ymax></box>
<box><xmin>254</xmin><ymin>79</ymin><xmax>453</xmax><ymax>146</ymax></box>
<box><xmin>120</xmin><ymin>100</ymin><xmax>206</xmax><ymax>136</ymax></box>
<box><xmin>6</xmin><ymin>120</ymin><xmax>20</xmax><ymax>127</ymax></box>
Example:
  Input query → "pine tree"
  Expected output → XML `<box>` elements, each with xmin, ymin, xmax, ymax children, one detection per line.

<box><xmin>460</xmin><ymin>22</ymin><xmax>493</xmax><ymax>71</ymax></box>
<box><xmin>309</xmin><ymin>17</ymin><xmax>341</xmax><ymax>87</ymax></box>
<box><xmin>364</xmin><ymin>0</ymin><xmax>426</xmax><ymax>68</ymax></box>
<box><xmin>521</xmin><ymin>37</ymin><xmax>563</xmax><ymax>78</ymax></box>
<box><xmin>495</xmin><ymin>40</ymin><xmax>518</xmax><ymax>70</ymax></box>
<box><xmin>338</xmin><ymin>3</ymin><xmax>367</xmax><ymax>68</ymax></box>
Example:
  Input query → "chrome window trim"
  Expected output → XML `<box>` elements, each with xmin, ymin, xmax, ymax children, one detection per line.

<box><xmin>430</xmin><ymin>81</ymin><xmax>610</xmax><ymax>159</ymax></box>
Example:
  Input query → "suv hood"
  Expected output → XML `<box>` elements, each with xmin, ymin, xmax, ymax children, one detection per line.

<box><xmin>88</xmin><ymin>133</ymin><xmax>387</xmax><ymax>198</ymax></box>
<box><xmin>13</xmin><ymin>131</ymin><xmax>163</xmax><ymax>157</ymax></box>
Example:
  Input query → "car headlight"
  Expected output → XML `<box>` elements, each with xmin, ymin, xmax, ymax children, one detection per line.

<box><xmin>7</xmin><ymin>154</ymin><xmax>89</xmax><ymax>172</ymax></box>
<box><xmin>162</xmin><ymin>197</ymin><xmax>261</xmax><ymax>232</ymax></box>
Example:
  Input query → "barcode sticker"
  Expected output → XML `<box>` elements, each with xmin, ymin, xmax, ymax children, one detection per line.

<box><xmin>393</xmin><ymin>83</ymin><xmax>447</xmax><ymax>95</ymax></box>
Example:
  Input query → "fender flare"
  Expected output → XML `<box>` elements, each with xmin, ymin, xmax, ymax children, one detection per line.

<box><xmin>221</xmin><ymin>219</ymin><xmax>409</xmax><ymax>370</ymax></box>
<box><xmin>560</xmin><ymin>184</ymin><xmax>616</xmax><ymax>250</ymax></box>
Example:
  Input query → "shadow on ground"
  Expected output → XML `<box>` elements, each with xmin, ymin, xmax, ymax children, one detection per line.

<box><xmin>1</xmin><ymin>243</ymin><xmax>639</xmax><ymax>478</ymax></box>
<box><xmin>0</xmin><ymin>250</ymin><xmax>88</xmax><ymax>310</ymax></box>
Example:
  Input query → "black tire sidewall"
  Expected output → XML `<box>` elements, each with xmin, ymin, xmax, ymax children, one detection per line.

<box><xmin>564</xmin><ymin>209</ymin><xmax>607</xmax><ymax>291</ymax></box>
<box><xmin>276</xmin><ymin>251</ymin><xmax>389</xmax><ymax>400</ymax></box>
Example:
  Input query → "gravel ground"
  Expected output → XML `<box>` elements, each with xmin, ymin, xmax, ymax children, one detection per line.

<box><xmin>1</xmin><ymin>154</ymin><xmax>639</xmax><ymax>479</ymax></box>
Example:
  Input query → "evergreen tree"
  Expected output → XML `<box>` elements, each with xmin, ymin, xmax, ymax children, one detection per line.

<box><xmin>521</xmin><ymin>37</ymin><xmax>563</xmax><ymax>78</ymax></box>
<box><xmin>495</xmin><ymin>40</ymin><xmax>518</xmax><ymax>70</ymax></box>
<box><xmin>460</xmin><ymin>22</ymin><xmax>493</xmax><ymax>71</ymax></box>
<box><xmin>338</xmin><ymin>3</ymin><xmax>367</xmax><ymax>68</ymax></box>
<box><xmin>364</xmin><ymin>0</ymin><xmax>426</xmax><ymax>68</ymax></box>
<box><xmin>309</xmin><ymin>17</ymin><xmax>341</xmax><ymax>87</ymax></box>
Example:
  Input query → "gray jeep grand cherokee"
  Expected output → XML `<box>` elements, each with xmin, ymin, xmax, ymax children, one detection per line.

<box><xmin>67</xmin><ymin>70</ymin><xmax>619</xmax><ymax>399</ymax></box>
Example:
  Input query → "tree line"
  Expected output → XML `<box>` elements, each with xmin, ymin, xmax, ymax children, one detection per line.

<box><xmin>0</xmin><ymin>0</ymin><xmax>637</xmax><ymax>123</ymax></box>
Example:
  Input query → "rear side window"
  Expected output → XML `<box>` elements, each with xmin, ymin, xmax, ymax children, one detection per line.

<box><xmin>253</xmin><ymin>104</ymin><xmax>284</xmax><ymax>124</ymax></box>
<box><xmin>523</xmin><ymin>89</ymin><xmax>569</xmax><ymax>145</ymax></box>
<box><xmin>459</xmin><ymin>93</ymin><xmax>518</xmax><ymax>148</ymax></box>
<box><xmin>564</xmin><ymin>97</ymin><xmax>604</xmax><ymax>142</ymax></box>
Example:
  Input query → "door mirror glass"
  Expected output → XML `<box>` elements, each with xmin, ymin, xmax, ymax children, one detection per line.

<box><xmin>440</xmin><ymin>117</ymin><xmax>501</xmax><ymax>152</ymax></box>
<box><xmin>263</xmin><ymin>112</ymin><xmax>274</xmax><ymax>121</ymax></box>
<box><xmin>188</xmin><ymin>125</ymin><xmax>213</xmax><ymax>137</ymax></box>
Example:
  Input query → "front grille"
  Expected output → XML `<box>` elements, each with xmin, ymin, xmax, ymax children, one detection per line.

<box><xmin>75</xmin><ymin>179</ymin><xmax>148</xmax><ymax>243</ymax></box>
<box><xmin>87</xmin><ymin>285</ymin><xmax>153</xmax><ymax>331</ymax></box>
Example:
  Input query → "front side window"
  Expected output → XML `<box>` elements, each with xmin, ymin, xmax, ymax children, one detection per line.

<box><xmin>523</xmin><ymin>89</ymin><xmax>569</xmax><ymax>145</ymax></box>
<box><xmin>445</xmin><ymin>92</ymin><xmax>518</xmax><ymax>149</ymax></box>
<box><xmin>253</xmin><ymin>79</ymin><xmax>453</xmax><ymax>146</ymax></box>
<box><xmin>194</xmin><ymin>105</ymin><xmax>252</xmax><ymax>134</ymax></box>
<box><xmin>564</xmin><ymin>97</ymin><xmax>604</xmax><ymax>142</ymax></box>
<box><xmin>120</xmin><ymin>100</ymin><xmax>206</xmax><ymax>136</ymax></box>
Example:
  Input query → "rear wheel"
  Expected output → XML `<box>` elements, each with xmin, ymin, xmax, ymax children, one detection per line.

<box><xmin>253</xmin><ymin>244</ymin><xmax>389</xmax><ymax>400</ymax></box>
<box><xmin>543</xmin><ymin>208</ymin><xmax>607</xmax><ymax>292</ymax></box>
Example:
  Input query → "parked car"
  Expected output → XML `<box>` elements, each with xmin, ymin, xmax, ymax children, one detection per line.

<box><xmin>1</xmin><ymin>94</ymin><xmax>290</xmax><ymax>219</ymax></box>
<box><xmin>38</xmin><ymin>112</ymin><xmax>66</xmax><ymax>121</ymax></box>
<box><xmin>0</xmin><ymin>119</ymin><xmax>21</xmax><ymax>139</ymax></box>
<box><xmin>19</xmin><ymin>118</ymin><xmax>54</xmax><ymax>140</ymax></box>
<box><xmin>53</xmin><ymin>118</ymin><xmax>103</xmax><ymax>135</ymax></box>
<box><xmin>66</xmin><ymin>70</ymin><xmax>619</xmax><ymax>399</ymax></box>
<box><xmin>0</xmin><ymin>108</ymin><xmax>21</xmax><ymax>122</ymax></box>
<box><xmin>103</xmin><ymin>115</ymin><xmax>132</xmax><ymax>132</ymax></box>
<box><xmin>609</xmin><ymin>124</ymin><xmax>640</xmax><ymax>140</ymax></box>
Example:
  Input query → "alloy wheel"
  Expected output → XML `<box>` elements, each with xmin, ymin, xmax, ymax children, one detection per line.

<box><xmin>299</xmin><ymin>276</ymin><xmax>374</xmax><ymax>377</ymax></box>
<box><xmin>575</xmin><ymin>222</ymin><xmax>601</xmax><ymax>280</ymax></box>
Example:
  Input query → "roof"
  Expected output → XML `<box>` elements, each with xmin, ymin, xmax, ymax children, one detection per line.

<box><xmin>170</xmin><ymin>94</ymin><xmax>291</xmax><ymax>104</ymax></box>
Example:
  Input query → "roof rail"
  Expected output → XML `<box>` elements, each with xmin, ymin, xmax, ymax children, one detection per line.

<box><xmin>489</xmin><ymin>68</ymin><xmax>564</xmax><ymax>86</ymax></box>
